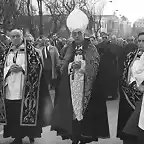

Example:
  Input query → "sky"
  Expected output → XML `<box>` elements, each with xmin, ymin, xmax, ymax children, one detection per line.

<box><xmin>32</xmin><ymin>0</ymin><xmax>144</xmax><ymax>23</ymax></box>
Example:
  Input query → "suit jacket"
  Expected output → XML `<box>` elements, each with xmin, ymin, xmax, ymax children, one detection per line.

<box><xmin>49</xmin><ymin>45</ymin><xmax>59</xmax><ymax>79</ymax></box>
<box><xmin>36</xmin><ymin>45</ymin><xmax>60</xmax><ymax>80</ymax></box>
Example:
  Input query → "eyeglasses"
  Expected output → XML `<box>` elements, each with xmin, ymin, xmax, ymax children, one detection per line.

<box><xmin>72</xmin><ymin>31</ymin><xmax>82</xmax><ymax>37</ymax></box>
<box><xmin>138</xmin><ymin>39</ymin><xmax>144</xmax><ymax>43</ymax></box>
<box><xmin>11</xmin><ymin>35</ymin><xmax>20</xmax><ymax>38</ymax></box>
<box><xmin>102</xmin><ymin>37</ymin><xmax>107</xmax><ymax>39</ymax></box>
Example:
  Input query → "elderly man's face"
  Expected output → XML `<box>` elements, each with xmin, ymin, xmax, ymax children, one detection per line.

<box><xmin>45</xmin><ymin>39</ymin><xmax>50</xmax><ymax>46</ymax></box>
<box><xmin>90</xmin><ymin>37</ymin><xmax>98</xmax><ymax>45</ymax></box>
<box><xmin>102</xmin><ymin>36</ymin><xmax>108</xmax><ymax>42</ymax></box>
<box><xmin>90</xmin><ymin>37</ymin><xmax>95</xmax><ymax>43</ymax></box>
<box><xmin>10</xmin><ymin>30</ymin><xmax>23</xmax><ymax>45</ymax></box>
<box><xmin>127</xmin><ymin>38</ymin><xmax>134</xmax><ymax>44</ymax></box>
<box><xmin>72</xmin><ymin>29</ymin><xmax>84</xmax><ymax>44</ymax></box>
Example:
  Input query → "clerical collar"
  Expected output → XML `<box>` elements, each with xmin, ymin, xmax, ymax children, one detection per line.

<box><xmin>75</xmin><ymin>44</ymin><xmax>82</xmax><ymax>50</ymax></box>
<box><xmin>10</xmin><ymin>43</ymin><xmax>25</xmax><ymax>52</ymax></box>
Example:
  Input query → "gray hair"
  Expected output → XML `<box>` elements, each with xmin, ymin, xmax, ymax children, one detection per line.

<box><xmin>10</xmin><ymin>29</ymin><xmax>23</xmax><ymax>37</ymax></box>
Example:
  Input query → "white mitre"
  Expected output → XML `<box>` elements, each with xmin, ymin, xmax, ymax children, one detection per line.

<box><xmin>66</xmin><ymin>8</ymin><xmax>89</xmax><ymax>32</ymax></box>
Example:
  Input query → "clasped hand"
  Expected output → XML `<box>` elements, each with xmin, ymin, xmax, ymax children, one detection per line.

<box><xmin>72</xmin><ymin>61</ymin><xmax>81</xmax><ymax>70</ymax></box>
<box><xmin>137</xmin><ymin>84</ymin><xmax>144</xmax><ymax>92</ymax></box>
<box><xmin>10</xmin><ymin>64</ymin><xmax>23</xmax><ymax>73</ymax></box>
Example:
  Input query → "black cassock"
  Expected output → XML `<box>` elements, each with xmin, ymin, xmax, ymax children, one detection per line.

<box><xmin>51</xmin><ymin>39</ymin><xmax>110</xmax><ymax>142</ymax></box>
<box><xmin>97</xmin><ymin>42</ymin><xmax>122</xmax><ymax>100</ymax></box>
<box><xmin>117</xmin><ymin>44</ymin><xmax>138</xmax><ymax>140</ymax></box>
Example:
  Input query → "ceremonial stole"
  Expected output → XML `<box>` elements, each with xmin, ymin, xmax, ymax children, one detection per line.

<box><xmin>68</xmin><ymin>46</ymin><xmax>86</xmax><ymax>121</ymax></box>
<box><xmin>0</xmin><ymin>43</ymin><xmax>43</xmax><ymax>126</ymax></box>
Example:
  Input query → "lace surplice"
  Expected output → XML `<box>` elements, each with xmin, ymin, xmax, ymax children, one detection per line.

<box><xmin>63</xmin><ymin>40</ymin><xmax>100</xmax><ymax>120</ymax></box>
<box><xmin>68</xmin><ymin>46</ymin><xmax>85</xmax><ymax>121</ymax></box>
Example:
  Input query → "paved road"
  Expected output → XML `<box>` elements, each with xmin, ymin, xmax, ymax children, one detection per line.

<box><xmin>0</xmin><ymin>99</ymin><xmax>123</xmax><ymax>144</ymax></box>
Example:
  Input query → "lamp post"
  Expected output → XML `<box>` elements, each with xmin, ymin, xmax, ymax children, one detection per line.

<box><xmin>38</xmin><ymin>0</ymin><xmax>43</xmax><ymax>38</ymax></box>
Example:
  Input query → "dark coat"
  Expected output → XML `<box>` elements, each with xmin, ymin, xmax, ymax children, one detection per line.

<box><xmin>51</xmin><ymin>39</ymin><xmax>110</xmax><ymax>138</ymax></box>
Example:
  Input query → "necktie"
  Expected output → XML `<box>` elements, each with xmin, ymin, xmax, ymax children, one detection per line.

<box><xmin>13</xmin><ymin>51</ymin><xmax>18</xmax><ymax>63</ymax></box>
<box><xmin>44</xmin><ymin>47</ymin><xmax>47</xmax><ymax>59</ymax></box>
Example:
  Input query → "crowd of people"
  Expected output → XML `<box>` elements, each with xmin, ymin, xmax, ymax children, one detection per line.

<box><xmin>0</xmin><ymin>7</ymin><xmax>144</xmax><ymax>144</ymax></box>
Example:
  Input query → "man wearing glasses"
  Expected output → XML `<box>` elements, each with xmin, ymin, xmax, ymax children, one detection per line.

<box><xmin>0</xmin><ymin>29</ymin><xmax>52</xmax><ymax>144</ymax></box>
<box><xmin>51</xmin><ymin>8</ymin><xmax>109</xmax><ymax>144</ymax></box>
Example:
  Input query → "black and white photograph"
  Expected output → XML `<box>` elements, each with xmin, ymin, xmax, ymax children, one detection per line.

<box><xmin>0</xmin><ymin>0</ymin><xmax>144</xmax><ymax>144</ymax></box>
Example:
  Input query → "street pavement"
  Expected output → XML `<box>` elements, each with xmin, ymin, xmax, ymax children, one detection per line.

<box><xmin>0</xmin><ymin>98</ymin><xmax>123</xmax><ymax>144</ymax></box>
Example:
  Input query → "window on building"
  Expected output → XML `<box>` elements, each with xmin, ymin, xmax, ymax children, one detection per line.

<box><xmin>101</xmin><ymin>22</ymin><xmax>103</xmax><ymax>28</ymax></box>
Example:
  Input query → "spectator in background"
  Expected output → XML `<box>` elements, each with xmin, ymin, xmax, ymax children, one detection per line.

<box><xmin>90</xmin><ymin>36</ymin><xmax>98</xmax><ymax>46</ymax></box>
<box><xmin>52</xmin><ymin>34</ymin><xmax>64</xmax><ymax>53</ymax></box>
<box><xmin>117</xmin><ymin>38</ymin><xmax>124</xmax><ymax>47</ymax></box>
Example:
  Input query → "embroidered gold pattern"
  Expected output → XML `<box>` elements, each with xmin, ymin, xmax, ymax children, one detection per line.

<box><xmin>68</xmin><ymin>46</ymin><xmax>85</xmax><ymax>121</ymax></box>
<box><xmin>122</xmin><ymin>49</ymin><xmax>143</xmax><ymax>109</ymax></box>
<box><xmin>0</xmin><ymin>42</ymin><xmax>42</xmax><ymax>126</ymax></box>
<box><xmin>70</xmin><ymin>72</ymin><xmax>84</xmax><ymax>121</ymax></box>
<box><xmin>68</xmin><ymin>43</ymin><xmax>100</xmax><ymax>120</ymax></box>
<box><xmin>0</xmin><ymin>50</ymin><xmax>9</xmax><ymax>124</ymax></box>
<box><xmin>83</xmin><ymin>44</ymin><xmax>100</xmax><ymax>114</ymax></box>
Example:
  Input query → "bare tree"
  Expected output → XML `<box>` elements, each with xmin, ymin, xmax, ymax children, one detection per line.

<box><xmin>42</xmin><ymin>0</ymin><xmax>105</xmax><ymax>36</ymax></box>
<box><xmin>43</xmin><ymin>0</ymin><xmax>63</xmax><ymax>34</ymax></box>
<box><xmin>95</xmin><ymin>3</ymin><xmax>105</xmax><ymax>37</ymax></box>
<box><xmin>83</xmin><ymin>0</ymin><xmax>106</xmax><ymax>37</ymax></box>
<box><xmin>37</xmin><ymin>0</ymin><xmax>44</xmax><ymax>37</ymax></box>
<box><xmin>61</xmin><ymin>0</ymin><xmax>87</xmax><ymax>14</ymax></box>
<box><xmin>43</xmin><ymin>0</ymin><xmax>88</xmax><ymax>35</ymax></box>
<box><xmin>0</xmin><ymin>0</ymin><xmax>19</xmax><ymax>33</ymax></box>
<box><xmin>0</xmin><ymin>0</ymin><xmax>37</xmax><ymax>34</ymax></box>
<box><xmin>25</xmin><ymin>0</ymin><xmax>37</xmax><ymax>37</ymax></box>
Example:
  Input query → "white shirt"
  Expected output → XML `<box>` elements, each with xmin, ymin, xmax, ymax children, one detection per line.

<box><xmin>130</xmin><ymin>52</ymin><xmax>144</xmax><ymax>87</ymax></box>
<box><xmin>129</xmin><ymin>51</ymin><xmax>144</xmax><ymax>130</ymax></box>
<box><xmin>44</xmin><ymin>46</ymin><xmax>49</xmax><ymax>59</ymax></box>
<box><xmin>4</xmin><ymin>44</ymin><xmax>26</xmax><ymax>100</ymax></box>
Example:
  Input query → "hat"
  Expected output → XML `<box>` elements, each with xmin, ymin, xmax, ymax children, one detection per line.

<box><xmin>66</xmin><ymin>8</ymin><xmax>89</xmax><ymax>33</ymax></box>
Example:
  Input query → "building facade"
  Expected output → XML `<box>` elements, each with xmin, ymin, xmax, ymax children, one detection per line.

<box><xmin>132</xmin><ymin>18</ymin><xmax>144</xmax><ymax>36</ymax></box>
<box><xmin>96</xmin><ymin>15</ymin><xmax>132</xmax><ymax>38</ymax></box>
<box><xmin>134</xmin><ymin>18</ymin><xmax>144</xmax><ymax>28</ymax></box>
